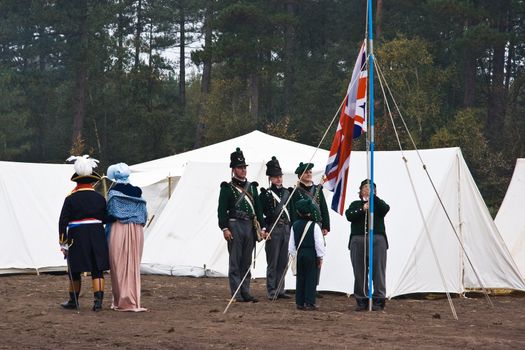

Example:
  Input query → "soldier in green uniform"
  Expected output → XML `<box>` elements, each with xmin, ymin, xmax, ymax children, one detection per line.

<box><xmin>217</xmin><ymin>148</ymin><xmax>265</xmax><ymax>303</ymax></box>
<box><xmin>289</xmin><ymin>162</ymin><xmax>330</xmax><ymax>296</ymax></box>
<box><xmin>345</xmin><ymin>179</ymin><xmax>390</xmax><ymax>311</ymax></box>
<box><xmin>260</xmin><ymin>156</ymin><xmax>291</xmax><ymax>300</ymax></box>
<box><xmin>288</xmin><ymin>198</ymin><xmax>325</xmax><ymax>310</ymax></box>
<box><xmin>289</xmin><ymin>162</ymin><xmax>330</xmax><ymax>235</ymax></box>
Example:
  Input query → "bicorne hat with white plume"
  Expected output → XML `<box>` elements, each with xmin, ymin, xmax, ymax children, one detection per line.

<box><xmin>66</xmin><ymin>155</ymin><xmax>102</xmax><ymax>183</ymax></box>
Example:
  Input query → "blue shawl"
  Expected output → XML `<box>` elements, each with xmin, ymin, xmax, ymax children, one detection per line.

<box><xmin>106</xmin><ymin>190</ymin><xmax>148</xmax><ymax>239</ymax></box>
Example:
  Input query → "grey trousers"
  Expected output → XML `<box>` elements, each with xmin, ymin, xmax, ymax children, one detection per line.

<box><xmin>349</xmin><ymin>234</ymin><xmax>387</xmax><ymax>303</ymax></box>
<box><xmin>265</xmin><ymin>223</ymin><xmax>290</xmax><ymax>297</ymax></box>
<box><xmin>227</xmin><ymin>219</ymin><xmax>255</xmax><ymax>299</ymax></box>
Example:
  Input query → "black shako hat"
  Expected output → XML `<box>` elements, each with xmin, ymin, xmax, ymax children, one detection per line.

<box><xmin>360</xmin><ymin>179</ymin><xmax>376</xmax><ymax>190</ymax></box>
<box><xmin>295</xmin><ymin>162</ymin><xmax>314</xmax><ymax>177</ymax></box>
<box><xmin>266</xmin><ymin>156</ymin><xmax>283</xmax><ymax>177</ymax></box>
<box><xmin>230</xmin><ymin>147</ymin><xmax>247</xmax><ymax>168</ymax></box>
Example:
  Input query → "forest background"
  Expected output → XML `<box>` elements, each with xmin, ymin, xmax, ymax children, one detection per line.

<box><xmin>0</xmin><ymin>0</ymin><xmax>524</xmax><ymax>214</ymax></box>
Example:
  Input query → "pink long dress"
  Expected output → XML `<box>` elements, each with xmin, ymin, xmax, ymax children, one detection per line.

<box><xmin>109</xmin><ymin>221</ymin><xmax>147</xmax><ymax>312</ymax></box>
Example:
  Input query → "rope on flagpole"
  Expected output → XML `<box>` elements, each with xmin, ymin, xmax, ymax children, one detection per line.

<box><xmin>374</xmin><ymin>57</ymin><xmax>493</xmax><ymax>309</ymax></box>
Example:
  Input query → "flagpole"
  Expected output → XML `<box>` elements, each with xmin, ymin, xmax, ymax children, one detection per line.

<box><xmin>367</xmin><ymin>0</ymin><xmax>375</xmax><ymax>311</ymax></box>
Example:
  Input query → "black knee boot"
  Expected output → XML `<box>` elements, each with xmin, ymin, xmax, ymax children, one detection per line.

<box><xmin>61</xmin><ymin>279</ymin><xmax>80</xmax><ymax>309</ymax></box>
<box><xmin>91</xmin><ymin>277</ymin><xmax>104</xmax><ymax>311</ymax></box>
<box><xmin>93</xmin><ymin>291</ymin><xmax>104</xmax><ymax>311</ymax></box>
<box><xmin>61</xmin><ymin>292</ymin><xmax>79</xmax><ymax>309</ymax></box>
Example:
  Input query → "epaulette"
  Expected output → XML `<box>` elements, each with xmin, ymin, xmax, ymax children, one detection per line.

<box><xmin>260</xmin><ymin>187</ymin><xmax>267</xmax><ymax>194</ymax></box>
<box><xmin>220</xmin><ymin>181</ymin><xmax>229</xmax><ymax>188</ymax></box>
<box><xmin>251</xmin><ymin>181</ymin><xmax>259</xmax><ymax>187</ymax></box>
<box><xmin>288</xmin><ymin>187</ymin><xmax>294</xmax><ymax>192</ymax></box>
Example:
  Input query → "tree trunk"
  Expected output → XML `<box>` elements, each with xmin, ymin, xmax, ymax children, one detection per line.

<box><xmin>463</xmin><ymin>56</ymin><xmax>476</xmax><ymax>107</ymax></box>
<box><xmin>486</xmin><ymin>6</ymin><xmax>508</xmax><ymax>146</ymax></box>
<box><xmin>134</xmin><ymin>0</ymin><xmax>142</xmax><ymax>70</ymax></box>
<box><xmin>36</xmin><ymin>27</ymin><xmax>47</xmax><ymax>160</ymax></box>
<box><xmin>194</xmin><ymin>0</ymin><xmax>213</xmax><ymax>148</ymax></box>
<box><xmin>148</xmin><ymin>2</ymin><xmax>153</xmax><ymax>111</ymax></box>
<box><xmin>504</xmin><ymin>7</ymin><xmax>513</xmax><ymax>92</ymax></box>
<box><xmin>117</xmin><ymin>0</ymin><xmax>125</xmax><ymax>76</ymax></box>
<box><xmin>376</xmin><ymin>0</ymin><xmax>383</xmax><ymax>39</ymax></box>
<box><xmin>179</xmin><ymin>3</ymin><xmax>186</xmax><ymax>111</ymax></box>
<box><xmin>201</xmin><ymin>1</ymin><xmax>212</xmax><ymax>97</ymax></box>
<box><xmin>463</xmin><ymin>48</ymin><xmax>476</xmax><ymax>107</ymax></box>
<box><xmin>249</xmin><ymin>73</ymin><xmax>259</xmax><ymax>123</ymax></box>
<box><xmin>71</xmin><ymin>0</ymin><xmax>88</xmax><ymax>146</ymax></box>
<box><xmin>284</xmin><ymin>0</ymin><xmax>296</xmax><ymax>116</ymax></box>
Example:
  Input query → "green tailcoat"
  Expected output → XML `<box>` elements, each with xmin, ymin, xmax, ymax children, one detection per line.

<box><xmin>289</xmin><ymin>182</ymin><xmax>330</xmax><ymax>231</ymax></box>
<box><xmin>345</xmin><ymin>196</ymin><xmax>390</xmax><ymax>248</ymax></box>
<box><xmin>260</xmin><ymin>185</ymin><xmax>291</xmax><ymax>228</ymax></box>
<box><xmin>217</xmin><ymin>177</ymin><xmax>264</xmax><ymax>230</ymax></box>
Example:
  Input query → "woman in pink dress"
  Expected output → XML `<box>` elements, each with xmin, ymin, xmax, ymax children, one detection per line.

<box><xmin>106</xmin><ymin>163</ymin><xmax>148</xmax><ymax>312</ymax></box>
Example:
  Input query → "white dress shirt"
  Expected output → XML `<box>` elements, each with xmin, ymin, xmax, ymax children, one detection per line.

<box><xmin>288</xmin><ymin>222</ymin><xmax>326</xmax><ymax>258</ymax></box>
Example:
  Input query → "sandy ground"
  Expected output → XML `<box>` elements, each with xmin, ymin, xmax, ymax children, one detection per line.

<box><xmin>1</xmin><ymin>274</ymin><xmax>525</xmax><ymax>349</ymax></box>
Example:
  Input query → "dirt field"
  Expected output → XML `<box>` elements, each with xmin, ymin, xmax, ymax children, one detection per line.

<box><xmin>1</xmin><ymin>274</ymin><xmax>524</xmax><ymax>349</ymax></box>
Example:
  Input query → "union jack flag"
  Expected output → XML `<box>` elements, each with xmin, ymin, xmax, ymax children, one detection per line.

<box><xmin>324</xmin><ymin>42</ymin><xmax>368</xmax><ymax>214</ymax></box>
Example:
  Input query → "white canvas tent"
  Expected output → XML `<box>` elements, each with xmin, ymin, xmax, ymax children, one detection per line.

<box><xmin>139</xmin><ymin>131</ymin><xmax>525</xmax><ymax>297</ymax></box>
<box><xmin>0</xmin><ymin>161</ymin><xmax>73</xmax><ymax>274</ymax></box>
<box><xmin>495</xmin><ymin>159</ymin><xmax>525</xmax><ymax>279</ymax></box>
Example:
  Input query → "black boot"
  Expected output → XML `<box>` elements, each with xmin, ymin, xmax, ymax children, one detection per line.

<box><xmin>355</xmin><ymin>298</ymin><xmax>367</xmax><ymax>311</ymax></box>
<box><xmin>61</xmin><ymin>292</ymin><xmax>79</xmax><ymax>309</ymax></box>
<box><xmin>92</xmin><ymin>291</ymin><xmax>104</xmax><ymax>312</ymax></box>
<box><xmin>372</xmin><ymin>298</ymin><xmax>385</xmax><ymax>311</ymax></box>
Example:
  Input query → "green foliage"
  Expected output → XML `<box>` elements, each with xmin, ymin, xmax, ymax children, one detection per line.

<box><xmin>213</xmin><ymin>1</ymin><xmax>279</xmax><ymax>79</ymax></box>
<box><xmin>430</xmin><ymin>108</ymin><xmax>505</xmax><ymax>214</ymax></box>
<box><xmin>375</xmin><ymin>35</ymin><xmax>451</xmax><ymax>150</ymax></box>
<box><xmin>202</xmin><ymin>77</ymin><xmax>255</xmax><ymax>144</ymax></box>
<box><xmin>265</xmin><ymin>116</ymin><xmax>298</xmax><ymax>141</ymax></box>
<box><xmin>0</xmin><ymin>70</ymin><xmax>32</xmax><ymax>160</ymax></box>
<box><xmin>0</xmin><ymin>0</ymin><xmax>524</xmax><ymax>212</ymax></box>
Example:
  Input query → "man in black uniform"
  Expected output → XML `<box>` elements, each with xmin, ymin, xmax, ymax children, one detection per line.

<box><xmin>217</xmin><ymin>148</ymin><xmax>265</xmax><ymax>302</ymax></box>
<box><xmin>59</xmin><ymin>155</ymin><xmax>110</xmax><ymax>311</ymax></box>
<box><xmin>260</xmin><ymin>156</ymin><xmax>291</xmax><ymax>300</ymax></box>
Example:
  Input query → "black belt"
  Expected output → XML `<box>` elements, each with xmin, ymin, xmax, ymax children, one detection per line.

<box><xmin>229</xmin><ymin>210</ymin><xmax>253</xmax><ymax>221</ymax></box>
<box><xmin>267</xmin><ymin>218</ymin><xmax>290</xmax><ymax>226</ymax></box>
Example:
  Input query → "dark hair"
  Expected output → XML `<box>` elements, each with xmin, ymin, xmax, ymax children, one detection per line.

<box><xmin>358</xmin><ymin>182</ymin><xmax>377</xmax><ymax>200</ymax></box>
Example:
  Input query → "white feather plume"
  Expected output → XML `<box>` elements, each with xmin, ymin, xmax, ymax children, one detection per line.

<box><xmin>66</xmin><ymin>154</ymin><xmax>99</xmax><ymax>176</ymax></box>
